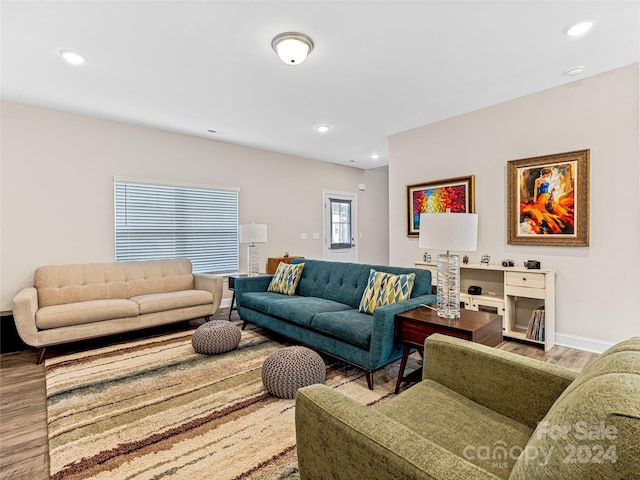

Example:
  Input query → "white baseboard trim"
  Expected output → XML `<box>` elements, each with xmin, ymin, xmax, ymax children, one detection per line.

<box><xmin>554</xmin><ymin>332</ymin><xmax>615</xmax><ymax>354</ymax></box>
<box><xmin>220</xmin><ymin>298</ymin><xmax>232</xmax><ymax>309</ymax></box>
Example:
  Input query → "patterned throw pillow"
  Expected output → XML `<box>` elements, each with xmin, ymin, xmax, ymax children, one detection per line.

<box><xmin>267</xmin><ymin>262</ymin><xmax>305</xmax><ymax>296</ymax></box>
<box><xmin>358</xmin><ymin>269</ymin><xmax>416</xmax><ymax>314</ymax></box>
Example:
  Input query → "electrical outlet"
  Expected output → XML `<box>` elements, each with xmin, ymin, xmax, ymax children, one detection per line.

<box><xmin>301</xmin><ymin>233</ymin><xmax>307</xmax><ymax>240</ymax></box>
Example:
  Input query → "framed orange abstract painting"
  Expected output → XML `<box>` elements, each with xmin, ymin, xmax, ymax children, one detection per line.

<box><xmin>507</xmin><ymin>150</ymin><xmax>590</xmax><ymax>246</ymax></box>
<box><xmin>406</xmin><ymin>175</ymin><xmax>475</xmax><ymax>237</ymax></box>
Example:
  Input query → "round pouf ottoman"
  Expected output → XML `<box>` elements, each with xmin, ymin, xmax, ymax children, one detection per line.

<box><xmin>262</xmin><ymin>346</ymin><xmax>326</xmax><ymax>399</ymax></box>
<box><xmin>192</xmin><ymin>320</ymin><xmax>241</xmax><ymax>355</ymax></box>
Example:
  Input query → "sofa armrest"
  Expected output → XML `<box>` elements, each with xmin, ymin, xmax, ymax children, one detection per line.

<box><xmin>369</xmin><ymin>294</ymin><xmax>437</xmax><ymax>360</ymax></box>
<box><xmin>295</xmin><ymin>384</ymin><xmax>500</xmax><ymax>480</ymax></box>
<box><xmin>193</xmin><ymin>274</ymin><xmax>224</xmax><ymax>314</ymax></box>
<box><xmin>374</xmin><ymin>294</ymin><xmax>438</xmax><ymax>319</ymax></box>
<box><xmin>233</xmin><ymin>275</ymin><xmax>273</xmax><ymax>296</ymax></box>
<box><xmin>233</xmin><ymin>275</ymin><xmax>274</xmax><ymax>316</ymax></box>
<box><xmin>12</xmin><ymin>287</ymin><xmax>40</xmax><ymax>347</ymax></box>
<box><xmin>423</xmin><ymin>334</ymin><xmax>578</xmax><ymax>429</ymax></box>
<box><xmin>234</xmin><ymin>275</ymin><xmax>273</xmax><ymax>292</ymax></box>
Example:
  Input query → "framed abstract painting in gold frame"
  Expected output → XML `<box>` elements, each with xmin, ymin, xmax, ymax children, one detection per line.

<box><xmin>507</xmin><ymin>149</ymin><xmax>590</xmax><ymax>246</ymax></box>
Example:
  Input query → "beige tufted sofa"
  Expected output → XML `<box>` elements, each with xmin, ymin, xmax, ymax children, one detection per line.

<box><xmin>12</xmin><ymin>258</ymin><xmax>223</xmax><ymax>363</ymax></box>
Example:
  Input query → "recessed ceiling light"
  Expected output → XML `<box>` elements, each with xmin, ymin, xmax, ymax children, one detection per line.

<box><xmin>566</xmin><ymin>65</ymin><xmax>585</xmax><ymax>76</ymax></box>
<box><xmin>370</xmin><ymin>153</ymin><xmax>380</xmax><ymax>160</ymax></box>
<box><xmin>315</xmin><ymin>124</ymin><xmax>331</xmax><ymax>134</ymax></box>
<box><xmin>59</xmin><ymin>49</ymin><xmax>87</xmax><ymax>65</ymax></box>
<box><xmin>565</xmin><ymin>19</ymin><xmax>596</xmax><ymax>37</ymax></box>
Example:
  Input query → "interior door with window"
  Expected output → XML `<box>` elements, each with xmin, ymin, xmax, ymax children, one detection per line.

<box><xmin>322</xmin><ymin>190</ymin><xmax>358</xmax><ymax>263</ymax></box>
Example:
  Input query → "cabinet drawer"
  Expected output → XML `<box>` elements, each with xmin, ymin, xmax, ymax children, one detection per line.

<box><xmin>506</xmin><ymin>272</ymin><xmax>545</xmax><ymax>289</ymax></box>
<box><xmin>471</xmin><ymin>296</ymin><xmax>505</xmax><ymax>315</ymax></box>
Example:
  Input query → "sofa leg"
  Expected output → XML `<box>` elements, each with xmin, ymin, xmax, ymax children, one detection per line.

<box><xmin>36</xmin><ymin>347</ymin><xmax>46</xmax><ymax>365</ymax></box>
<box><xmin>365</xmin><ymin>371</ymin><xmax>374</xmax><ymax>390</ymax></box>
<box><xmin>204</xmin><ymin>315</ymin><xmax>212</xmax><ymax>322</ymax></box>
<box><xmin>241</xmin><ymin>321</ymin><xmax>248</xmax><ymax>330</ymax></box>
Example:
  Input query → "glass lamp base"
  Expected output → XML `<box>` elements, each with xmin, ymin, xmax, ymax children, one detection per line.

<box><xmin>436</xmin><ymin>253</ymin><xmax>460</xmax><ymax>319</ymax></box>
<box><xmin>247</xmin><ymin>244</ymin><xmax>260</xmax><ymax>276</ymax></box>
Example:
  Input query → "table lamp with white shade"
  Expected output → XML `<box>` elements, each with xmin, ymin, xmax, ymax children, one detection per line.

<box><xmin>239</xmin><ymin>223</ymin><xmax>268</xmax><ymax>276</ymax></box>
<box><xmin>418</xmin><ymin>211</ymin><xmax>478</xmax><ymax>319</ymax></box>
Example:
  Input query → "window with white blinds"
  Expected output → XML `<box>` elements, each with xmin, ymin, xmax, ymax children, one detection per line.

<box><xmin>114</xmin><ymin>178</ymin><xmax>239</xmax><ymax>274</ymax></box>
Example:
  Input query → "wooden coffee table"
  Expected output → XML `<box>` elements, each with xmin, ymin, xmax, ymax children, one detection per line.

<box><xmin>394</xmin><ymin>305</ymin><xmax>503</xmax><ymax>393</ymax></box>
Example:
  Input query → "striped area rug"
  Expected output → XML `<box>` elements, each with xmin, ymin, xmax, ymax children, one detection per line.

<box><xmin>45</xmin><ymin>323</ymin><xmax>401</xmax><ymax>480</ymax></box>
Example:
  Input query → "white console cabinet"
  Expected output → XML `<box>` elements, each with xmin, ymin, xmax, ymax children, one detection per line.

<box><xmin>415</xmin><ymin>262</ymin><xmax>556</xmax><ymax>351</ymax></box>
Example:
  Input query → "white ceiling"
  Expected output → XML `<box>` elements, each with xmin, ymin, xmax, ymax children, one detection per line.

<box><xmin>2</xmin><ymin>1</ymin><xmax>639</xmax><ymax>169</ymax></box>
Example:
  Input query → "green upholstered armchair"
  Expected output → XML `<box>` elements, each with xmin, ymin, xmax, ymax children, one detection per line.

<box><xmin>295</xmin><ymin>334</ymin><xmax>640</xmax><ymax>480</ymax></box>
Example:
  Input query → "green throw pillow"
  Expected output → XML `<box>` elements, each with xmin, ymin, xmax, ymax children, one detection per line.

<box><xmin>267</xmin><ymin>262</ymin><xmax>305</xmax><ymax>296</ymax></box>
<box><xmin>359</xmin><ymin>269</ymin><xmax>415</xmax><ymax>314</ymax></box>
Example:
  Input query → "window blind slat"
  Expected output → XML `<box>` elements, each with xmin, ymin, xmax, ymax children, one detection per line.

<box><xmin>114</xmin><ymin>180</ymin><xmax>239</xmax><ymax>273</ymax></box>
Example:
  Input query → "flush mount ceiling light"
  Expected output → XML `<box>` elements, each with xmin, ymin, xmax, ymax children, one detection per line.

<box><xmin>315</xmin><ymin>124</ymin><xmax>331</xmax><ymax>134</ymax></box>
<box><xmin>271</xmin><ymin>32</ymin><xmax>314</xmax><ymax>65</ymax></box>
<box><xmin>370</xmin><ymin>153</ymin><xmax>380</xmax><ymax>160</ymax></box>
<box><xmin>564</xmin><ymin>18</ymin><xmax>596</xmax><ymax>37</ymax></box>
<box><xmin>58</xmin><ymin>49</ymin><xmax>87</xmax><ymax>65</ymax></box>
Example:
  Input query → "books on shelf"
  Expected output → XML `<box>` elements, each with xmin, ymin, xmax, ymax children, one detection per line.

<box><xmin>526</xmin><ymin>306</ymin><xmax>545</xmax><ymax>342</ymax></box>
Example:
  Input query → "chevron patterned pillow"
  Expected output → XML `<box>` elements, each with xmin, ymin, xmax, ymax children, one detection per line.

<box><xmin>267</xmin><ymin>262</ymin><xmax>305</xmax><ymax>295</ymax></box>
<box><xmin>358</xmin><ymin>269</ymin><xmax>416</xmax><ymax>314</ymax></box>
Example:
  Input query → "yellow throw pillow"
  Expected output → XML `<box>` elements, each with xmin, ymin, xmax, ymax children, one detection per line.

<box><xmin>359</xmin><ymin>269</ymin><xmax>416</xmax><ymax>314</ymax></box>
<box><xmin>267</xmin><ymin>262</ymin><xmax>305</xmax><ymax>296</ymax></box>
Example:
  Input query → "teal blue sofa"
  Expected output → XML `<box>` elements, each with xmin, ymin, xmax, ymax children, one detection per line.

<box><xmin>234</xmin><ymin>259</ymin><xmax>436</xmax><ymax>389</ymax></box>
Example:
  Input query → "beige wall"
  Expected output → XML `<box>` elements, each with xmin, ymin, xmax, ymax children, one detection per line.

<box><xmin>0</xmin><ymin>100</ymin><xmax>390</xmax><ymax>312</ymax></box>
<box><xmin>4</xmin><ymin>65</ymin><xmax>637</xmax><ymax>349</ymax></box>
<box><xmin>389</xmin><ymin>64</ymin><xmax>640</xmax><ymax>350</ymax></box>
<box><xmin>360</xmin><ymin>166</ymin><xmax>390</xmax><ymax>262</ymax></box>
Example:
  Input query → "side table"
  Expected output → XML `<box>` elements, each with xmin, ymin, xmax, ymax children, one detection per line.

<box><xmin>227</xmin><ymin>274</ymin><xmax>246</xmax><ymax>320</ymax></box>
<box><xmin>267</xmin><ymin>256</ymin><xmax>304</xmax><ymax>274</ymax></box>
<box><xmin>394</xmin><ymin>305</ymin><xmax>502</xmax><ymax>393</ymax></box>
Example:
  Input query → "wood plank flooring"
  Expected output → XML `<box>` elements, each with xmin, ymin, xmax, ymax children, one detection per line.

<box><xmin>0</xmin><ymin>309</ymin><xmax>599</xmax><ymax>480</ymax></box>
<box><xmin>1</xmin><ymin>349</ymin><xmax>48</xmax><ymax>480</ymax></box>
